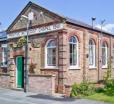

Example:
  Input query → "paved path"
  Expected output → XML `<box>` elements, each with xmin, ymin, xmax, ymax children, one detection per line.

<box><xmin>0</xmin><ymin>88</ymin><xmax>110</xmax><ymax>104</ymax></box>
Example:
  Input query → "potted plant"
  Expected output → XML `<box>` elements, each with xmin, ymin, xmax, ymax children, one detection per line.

<box><xmin>29</xmin><ymin>63</ymin><xmax>36</xmax><ymax>74</ymax></box>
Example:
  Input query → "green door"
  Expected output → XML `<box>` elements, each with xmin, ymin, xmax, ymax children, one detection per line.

<box><xmin>16</xmin><ymin>56</ymin><xmax>24</xmax><ymax>88</ymax></box>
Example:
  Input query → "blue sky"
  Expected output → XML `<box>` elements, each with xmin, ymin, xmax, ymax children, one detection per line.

<box><xmin>0</xmin><ymin>0</ymin><xmax>114</xmax><ymax>33</ymax></box>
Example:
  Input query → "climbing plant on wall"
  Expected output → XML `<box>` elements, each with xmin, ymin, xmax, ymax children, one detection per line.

<box><xmin>10</xmin><ymin>37</ymin><xmax>27</xmax><ymax>49</ymax></box>
<box><xmin>17</xmin><ymin>36</ymin><xmax>27</xmax><ymax>47</ymax></box>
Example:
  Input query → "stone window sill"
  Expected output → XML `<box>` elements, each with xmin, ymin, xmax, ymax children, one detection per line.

<box><xmin>102</xmin><ymin>66</ymin><xmax>108</xmax><ymax>69</ymax></box>
<box><xmin>69</xmin><ymin>67</ymin><xmax>81</xmax><ymax>70</ymax></box>
<box><xmin>102</xmin><ymin>67</ymin><xmax>108</xmax><ymax>69</ymax></box>
<box><xmin>89</xmin><ymin>66</ymin><xmax>97</xmax><ymax>70</ymax></box>
<box><xmin>41</xmin><ymin>67</ymin><xmax>59</xmax><ymax>70</ymax></box>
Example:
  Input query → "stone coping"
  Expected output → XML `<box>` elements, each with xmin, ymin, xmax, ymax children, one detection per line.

<box><xmin>29</xmin><ymin>74</ymin><xmax>56</xmax><ymax>77</ymax></box>
<box><xmin>0</xmin><ymin>73</ymin><xmax>10</xmax><ymax>76</ymax></box>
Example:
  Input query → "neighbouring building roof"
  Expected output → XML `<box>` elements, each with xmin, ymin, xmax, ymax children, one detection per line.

<box><xmin>0</xmin><ymin>31</ymin><xmax>7</xmax><ymax>41</ymax></box>
<box><xmin>7</xmin><ymin>1</ymin><xmax>114</xmax><ymax>36</ymax></box>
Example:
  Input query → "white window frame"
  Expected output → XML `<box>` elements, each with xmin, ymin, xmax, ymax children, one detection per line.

<box><xmin>1</xmin><ymin>44</ymin><xmax>7</xmax><ymax>67</ymax></box>
<box><xmin>45</xmin><ymin>39</ymin><xmax>57</xmax><ymax>69</ymax></box>
<box><xmin>89</xmin><ymin>39</ymin><xmax>96</xmax><ymax>68</ymax></box>
<box><xmin>102</xmin><ymin>42</ymin><xmax>108</xmax><ymax>68</ymax></box>
<box><xmin>69</xmin><ymin>36</ymin><xmax>79</xmax><ymax>69</ymax></box>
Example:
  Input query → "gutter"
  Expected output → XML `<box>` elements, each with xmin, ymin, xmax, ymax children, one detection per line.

<box><xmin>66</xmin><ymin>21</ymin><xmax>114</xmax><ymax>37</ymax></box>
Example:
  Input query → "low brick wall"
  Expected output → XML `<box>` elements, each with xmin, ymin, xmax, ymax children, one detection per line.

<box><xmin>29</xmin><ymin>74</ymin><xmax>56</xmax><ymax>95</ymax></box>
<box><xmin>0</xmin><ymin>73</ymin><xmax>10</xmax><ymax>88</ymax></box>
<box><xmin>40</xmin><ymin>69</ymin><xmax>59</xmax><ymax>92</ymax></box>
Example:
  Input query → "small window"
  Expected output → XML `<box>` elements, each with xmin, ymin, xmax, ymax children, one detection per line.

<box><xmin>69</xmin><ymin>36</ymin><xmax>79</xmax><ymax>69</ymax></box>
<box><xmin>102</xmin><ymin>42</ymin><xmax>108</xmax><ymax>68</ymax></box>
<box><xmin>45</xmin><ymin>40</ymin><xmax>56</xmax><ymax>68</ymax></box>
<box><xmin>89</xmin><ymin>39</ymin><xmax>96</xmax><ymax>68</ymax></box>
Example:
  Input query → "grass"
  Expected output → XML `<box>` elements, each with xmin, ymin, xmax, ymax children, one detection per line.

<box><xmin>85</xmin><ymin>93</ymin><xmax>114</xmax><ymax>104</ymax></box>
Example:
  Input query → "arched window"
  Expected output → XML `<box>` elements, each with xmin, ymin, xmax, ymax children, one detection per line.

<box><xmin>89</xmin><ymin>39</ymin><xmax>96</xmax><ymax>68</ymax></box>
<box><xmin>45</xmin><ymin>39</ymin><xmax>56</xmax><ymax>68</ymax></box>
<box><xmin>69</xmin><ymin>36</ymin><xmax>78</xmax><ymax>68</ymax></box>
<box><xmin>102</xmin><ymin>42</ymin><xmax>108</xmax><ymax>68</ymax></box>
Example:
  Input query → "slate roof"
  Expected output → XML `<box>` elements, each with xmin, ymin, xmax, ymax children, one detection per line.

<box><xmin>65</xmin><ymin>17</ymin><xmax>114</xmax><ymax>36</ymax></box>
<box><xmin>0</xmin><ymin>31</ymin><xmax>7</xmax><ymax>41</ymax></box>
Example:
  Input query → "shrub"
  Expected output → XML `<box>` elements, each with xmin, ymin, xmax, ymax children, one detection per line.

<box><xmin>103</xmin><ymin>62</ymin><xmax>114</xmax><ymax>96</ymax></box>
<box><xmin>103</xmin><ymin>68</ymin><xmax>111</xmax><ymax>84</ymax></box>
<box><xmin>70</xmin><ymin>83</ymin><xmax>79</xmax><ymax>97</ymax></box>
<box><xmin>70</xmin><ymin>82</ymin><xmax>95</xmax><ymax>97</ymax></box>
<box><xmin>104</xmin><ymin>79</ymin><xmax>114</xmax><ymax>96</ymax></box>
<box><xmin>95</xmin><ymin>87</ymin><xmax>104</xmax><ymax>93</ymax></box>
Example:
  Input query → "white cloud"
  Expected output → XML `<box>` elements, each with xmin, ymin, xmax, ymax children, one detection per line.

<box><xmin>0</xmin><ymin>27</ymin><xmax>7</xmax><ymax>32</ymax></box>
<box><xmin>95</xmin><ymin>24</ymin><xmax>114</xmax><ymax>33</ymax></box>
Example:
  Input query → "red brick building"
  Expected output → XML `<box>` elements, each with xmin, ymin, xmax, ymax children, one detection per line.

<box><xmin>5</xmin><ymin>2</ymin><xmax>114</xmax><ymax>95</ymax></box>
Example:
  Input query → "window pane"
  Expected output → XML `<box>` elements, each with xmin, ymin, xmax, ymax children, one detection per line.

<box><xmin>69</xmin><ymin>36</ymin><xmax>78</xmax><ymax>66</ymax></box>
<box><xmin>69</xmin><ymin>36</ymin><xmax>77</xmax><ymax>43</ymax></box>
<box><xmin>47</xmin><ymin>40</ymin><xmax>56</xmax><ymax>47</ymax></box>
<box><xmin>72</xmin><ymin>44</ymin><xmax>77</xmax><ymax>65</ymax></box>
<box><xmin>52</xmin><ymin>48</ymin><xmax>56</xmax><ymax>66</ymax></box>
<box><xmin>102</xmin><ymin>42</ymin><xmax>108</xmax><ymax>67</ymax></box>
<box><xmin>70</xmin><ymin>44</ymin><xmax>73</xmax><ymax>65</ymax></box>
<box><xmin>102</xmin><ymin>47</ymin><xmax>106</xmax><ymax>65</ymax></box>
<box><xmin>47</xmin><ymin>48</ymin><xmax>53</xmax><ymax>66</ymax></box>
<box><xmin>89</xmin><ymin>45</ymin><xmax>94</xmax><ymax>65</ymax></box>
<box><xmin>47</xmin><ymin>40</ymin><xmax>56</xmax><ymax>67</ymax></box>
<box><xmin>89</xmin><ymin>40</ymin><xmax>95</xmax><ymax>67</ymax></box>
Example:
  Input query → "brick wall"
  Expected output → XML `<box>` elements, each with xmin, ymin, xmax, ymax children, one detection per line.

<box><xmin>64</xmin><ymin>24</ymin><xmax>114</xmax><ymax>87</ymax></box>
<box><xmin>0</xmin><ymin>74</ymin><xmax>10</xmax><ymax>88</ymax></box>
<box><xmin>65</xmin><ymin>27</ymin><xmax>84</xmax><ymax>85</ymax></box>
<box><xmin>7</xmin><ymin>22</ymin><xmax>114</xmax><ymax>95</ymax></box>
<box><xmin>29</xmin><ymin>74</ymin><xmax>56</xmax><ymax>95</ymax></box>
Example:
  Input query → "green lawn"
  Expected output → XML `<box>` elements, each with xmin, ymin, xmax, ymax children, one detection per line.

<box><xmin>85</xmin><ymin>93</ymin><xmax>114</xmax><ymax>104</ymax></box>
